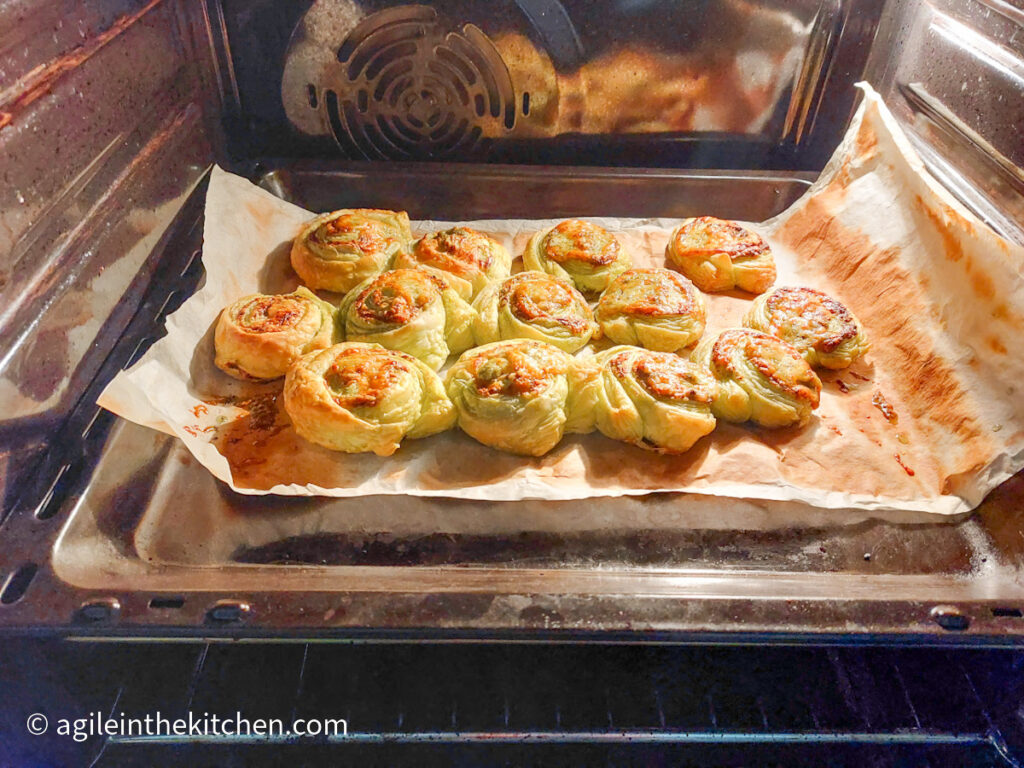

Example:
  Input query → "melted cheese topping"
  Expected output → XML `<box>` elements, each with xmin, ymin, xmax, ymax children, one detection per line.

<box><xmin>412</xmin><ymin>227</ymin><xmax>495</xmax><ymax>277</ymax></box>
<box><xmin>761</xmin><ymin>287</ymin><xmax>859</xmax><ymax>353</ymax></box>
<box><xmin>501</xmin><ymin>272</ymin><xmax>592</xmax><ymax>334</ymax></box>
<box><xmin>543</xmin><ymin>219</ymin><xmax>621</xmax><ymax>266</ymax></box>
<box><xmin>599</xmin><ymin>268</ymin><xmax>700</xmax><ymax>318</ymax></box>
<box><xmin>468</xmin><ymin>341</ymin><xmax>568</xmax><ymax>399</ymax></box>
<box><xmin>352</xmin><ymin>269</ymin><xmax>444</xmax><ymax>326</ymax></box>
<box><xmin>671</xmin><ymin>216</ymin><xmax>769</xmax><ymax>262</ymax></box>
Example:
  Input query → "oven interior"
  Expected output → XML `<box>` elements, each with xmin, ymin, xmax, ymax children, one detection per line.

<box><xmin>1</xmin><ymin>0</ymin><xmax>1024</xmax><ymax>647</ymax></box>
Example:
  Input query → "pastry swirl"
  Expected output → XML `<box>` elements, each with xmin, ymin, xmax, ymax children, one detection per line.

<box><xmin>283</xmin><ymin>343</ymin><xmax>455</xmax><ymax>456</ymax></box>
<box><xmin>338</xmin><ymin>268</ymin><xmax>475</xmax><ymax>370</ymax></box>
<box><xmin>214</xmin><ymin>287</ymin><xmax>335</xmax><ymax>381</ymax></box>
<box><xmin>473</xmin><ymin>271</ymin><xmax>598</xmax><ymax>353</ymax></box>
<box><xmin>595</xmin><ymin>268</ymin><xmax>706</xmax><ymax>352</ymax></box>
<box><xmin>743</xmin><ymin>286</ymin><xmax>869</xmax><ymax>369</ymax></box>
<box><xmin>291</xmin><ymin>208</ymin><xmax>412</xmax><ymax>294</ymax></box>
<box><xmin>445</xmin><ymin>340</ymin><xmax>592</xmax><ymax>456</ymax></box>
<box><xmin>523</xmin><ymin>219</ymin><xmax>632</xmax><ymax>294</ymax></box>
<box><xmin>574</xmin><ymin>346</ymin><xmax>717</xmax><ymax>453</ymax></box>
<box><xmin>693</xmin><ymin>328</ymin><xmax>821</xmax><ymax>428</ymax></box>
<box><xmin>394</xmin><ymin>226</ymin><xmax>512</xmax><ymax>300</ymax></box>
<box><xmin>666</xmin><ymin>216</ymin><xmax>776</xmax><ymax>294</ymax></box>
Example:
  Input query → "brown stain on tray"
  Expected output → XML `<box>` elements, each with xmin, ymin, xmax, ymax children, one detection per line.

<box><xmin>213</xmin><ymin>391</ymin><xmax>433</xmax><ymax>493</ymax></box>
<box><xmin>213</xmin><ymin>392</ymin><xmax>285</xmax><ymax>474</ymax></box>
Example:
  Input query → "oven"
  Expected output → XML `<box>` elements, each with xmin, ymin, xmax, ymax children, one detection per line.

<box><xmin>2</xmin><ymin>0</ymin><xmax>1024</xmax><ymax>764</ymax></box>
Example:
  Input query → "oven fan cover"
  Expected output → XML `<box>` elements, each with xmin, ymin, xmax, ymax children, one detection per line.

<box><xmin>283</xmin><ymin>4</ymin><xmax>527</xmax><ymax>160</ymax></box>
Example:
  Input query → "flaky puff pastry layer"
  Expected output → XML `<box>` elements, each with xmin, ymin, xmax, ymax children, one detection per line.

<box><xmin>744</xmin><ymin>286</ymin><xmax>870</xmax><ymax>370</ymax></box>
<box><xmin>595</xmin><ymin>268</ymin><xmax>706</xmax><ymax>353</ymax></box>
<box><xmin>395</xmin><ymin>227</ymin><xmax>512</xmax><ymax>301</ymax></box>
<box><xmin>523</xmin><ymin>219</ymin><xmax>632</xmax><ymax>294</ymax></box>
<box><xmin>283</xmin><ymin>343</ymin><xmax>455</xmax><ymax>456</ymax></box>
<box><xmin>291</xmin><ymin>208</ymin><xmax>412</xmax><ymax>294</ymax></box>
<box><xmin>338</xmin><ymin>269</ymin><xmax>475</xmax><ymax>371</ymax></box>
<box><xmin>573</xmin><ymin>346</ymin><xmax>717</xmax><ymax>454</ymax></box>
<box><xmin>214</xmin><ymin>286</ymin><xmax>336</xmax><ymax>381</ymax></box>
<box><xmin>445</xmin><ymin>340</ymin><xmax>594</xmax><ymax>456</ymax></box>
<box><xmin>666</xmin><ymin>216</ymin><xmax>776</xmax><ymax>294</ymax></box>
<box><xmin>693</xmin><ymin>328</ymin><xmax>821</xmax><ymax>428</ymax></box>
<box><xmin>473</xmin><ymin>271</ymin><xmax>598</xmax><ymax>354</ymax></box>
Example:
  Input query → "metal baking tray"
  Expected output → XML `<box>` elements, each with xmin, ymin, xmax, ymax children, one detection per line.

<box><xmin>3</xmin><ymin>161</ymin><xmax>1024</xmax><ymax>644</ymax></box>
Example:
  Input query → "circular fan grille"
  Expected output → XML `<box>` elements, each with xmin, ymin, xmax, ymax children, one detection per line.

<box><xmin>318</xmin><ymin>5</ymin><xmax>517</xmax><ymax>159</ymax></box>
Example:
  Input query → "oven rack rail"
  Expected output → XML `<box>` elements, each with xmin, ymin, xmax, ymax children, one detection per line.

<box><xmin>2</xmin><ymin>641</ymin><xmax>1022</xmax><ymax>766</ymax></box>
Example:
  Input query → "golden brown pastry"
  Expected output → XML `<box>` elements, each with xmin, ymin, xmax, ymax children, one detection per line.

<box><xmin>444</xmin><ymin>340</ymin><xmax>593</xmax><ymax>456</ymax></box>
<box><xmin>283</xmin><ymin>343</ymin><xmax>455</xmax><ymax>456</ymax></box>
<box><xmin>693</xmin><ymin>328</ymin><xmax>821</xmax><ymax>428</ymax></box>
<box><xmin>394</xmin><ymin>226</ymin><xmax>512</xmax><ymax>300</ymax></box>
<box><xmin>595</xmin><ymin>268</ymin><xmax>706</xmax><ymax>352</ymax></box>
<box><xmin>214</xmin><ymin>287</ymin><xmax>335</xmax><ymax>381</ymax></box>
<box><xmin>523</xmin><ymin>219</ymin><xmax>632</xmax><ymax>294</ymax></box>
<box><xmin>337</xmin><ymin>269</ymin><xmax>475</xmax><ymax>371</ymax></box>
<box><xmin>291</xmin><ymin>208</ymin><xmax>412</xmax><ymax>294</ymax></box>
<box><xmin>473</xmin><ymin>271</ymin><xmax>598</xmax><ymax>354</ymax></box>
<box><xmin>666</xmin><ymin>216</ymin><xmax>776</xmax><ymax>294</ymax></box>
<box><xmin>574</xmin><ymin>346</ymin><xmax>717</xmax><ymax>453</ymax></box>
<box><xmin>743</xmin><ymin>286</ymin><xmax>870</xmax><ymax>369</ymax></box>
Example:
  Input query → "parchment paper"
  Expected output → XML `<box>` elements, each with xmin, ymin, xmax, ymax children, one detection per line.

<box><xmin>98</xmin><ymin>84</ymin><xmax>1024</xmax><ymax>515</ymax></box>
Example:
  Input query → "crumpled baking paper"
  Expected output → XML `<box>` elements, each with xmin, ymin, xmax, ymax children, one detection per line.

<box><xmin>98</xmin><ymin>84</ymin><xmax>1024</xmax><ymax>515</ymax></box>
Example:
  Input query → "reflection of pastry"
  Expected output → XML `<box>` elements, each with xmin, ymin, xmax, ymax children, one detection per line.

<box><xmin>337</xmin><ymin>269</ymin><xmax>475</xmax><ymax>370</ymax></box>
<box><xmin>291</xmin><ymin>209</ymin><xmax>412</xmax><ymax>294</ymax></box>
<box><xmin>576</xmin><ymin>346</ymin><xmax>717</xmax><ymax>454</ymax></box>
<box><xmin>283</xmin><ymin>343</ymin><xmax>454</xmax><ymax>456</ymax></box>
<box><xmin>445</xmin><ymin>340</ymin><xmax>592</xmax><ymax>456</ymax></box>
<box><xmin>595</xmin><ymin>268</ymin><xmax>706</xmax><ymax>352</ymax></box>
<box><xmin>666</xmin><ymin>216</ymin><xmax>775</xmax><ymax>294</ymax></box>
<box><xmin>473</xmin><ymin>271</ymin><xmax>598</xmax><ymax>353</ymax></box>
<box><xmin>693</xmin><ymin>328</ymin><xmax>821</xmax><ymax>428</ymax></box>
<box><xmin>744</xmin><ymin>286</ymin><xmax>869</xmax><ymax>369</ymax></box>
<box><xmin>523</xmin><ymin>219</ymin><xmax>631</xmax><ymax>294</ymax></box>
<box><xmin>214</xmin><ymin>287</ymin><xmax>335</xmax><ymax>381</ymax></box>
<box><xmin>394</xmin><ymin>227</ymin><xmax>512</xmax><ymax>300</ymax></box>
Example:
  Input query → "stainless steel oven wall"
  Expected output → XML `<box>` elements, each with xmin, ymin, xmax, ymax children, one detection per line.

<box><xmin>863</xmin><ymin>0</ymin><xmax>1024</xmax><ymax>243</ymax></box>
<box><xmin>223</xmin><ymin>0</ymin><xmax>885</xmax><ymax>168</ymax></box>
<box><xmin>0</xmin><ymin>0</ymin><xmax>223</xmax><ymax>509</ymax></box>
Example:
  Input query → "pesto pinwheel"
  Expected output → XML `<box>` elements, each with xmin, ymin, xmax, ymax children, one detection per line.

<box><xmin>337</xmin><ymin>268</ymin><xmax>475</xmax><ymax>370</ymax></box>
<box><xmin>595</xmin><ymin>268</ymin><xmax>706</xmax><ymax>352</ymax></box>
<box><xmin>283</xmin><ymin>343</ymin><xmax>455</xmax><ymax>456</ymax></box>
<box><xmin>473</xmin><ymin>271</ymin><xmax>598</xmax><ymax>353</ymax></box>
<box><xmin>291</xmin><ymin>208</ymin><xmax>412</xmax><ymax>294</ymax></box>
<box><xmin>575</xmin><ymin>345</ymin><xmax>717</xmax><ymax>453</ymax></box>
<box><xmin>743</xmin><ymin>286</ymin><xmax>869</xmax><ymax>370</ymax></box>
<box><xmin>394</xmin><ymin>226</ymin><xmax>512</xmax><ymax>300</ymax></box>
<box><xmin>444</xmin><ymin>340</ymin><xmax>594</xmax><ymax>456</ymax></box>
<box><xmin>666</xmin><ymin>216</ymin><xmax>775</xmax><ymax>294</ymax></box>
<box><xmin>214</xmin><ymin>286</ymin><xmax>336</xmax><ymax>381</ymax></box>
<box><xmin>523</xmin><ymin>219</ymin><xmax>632</xmax><ymax>294</ymax></box>
<box><xmin>693</xmin><ymin>328</ymin><xmax>821</xmax><ymax>428</ymax></box>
